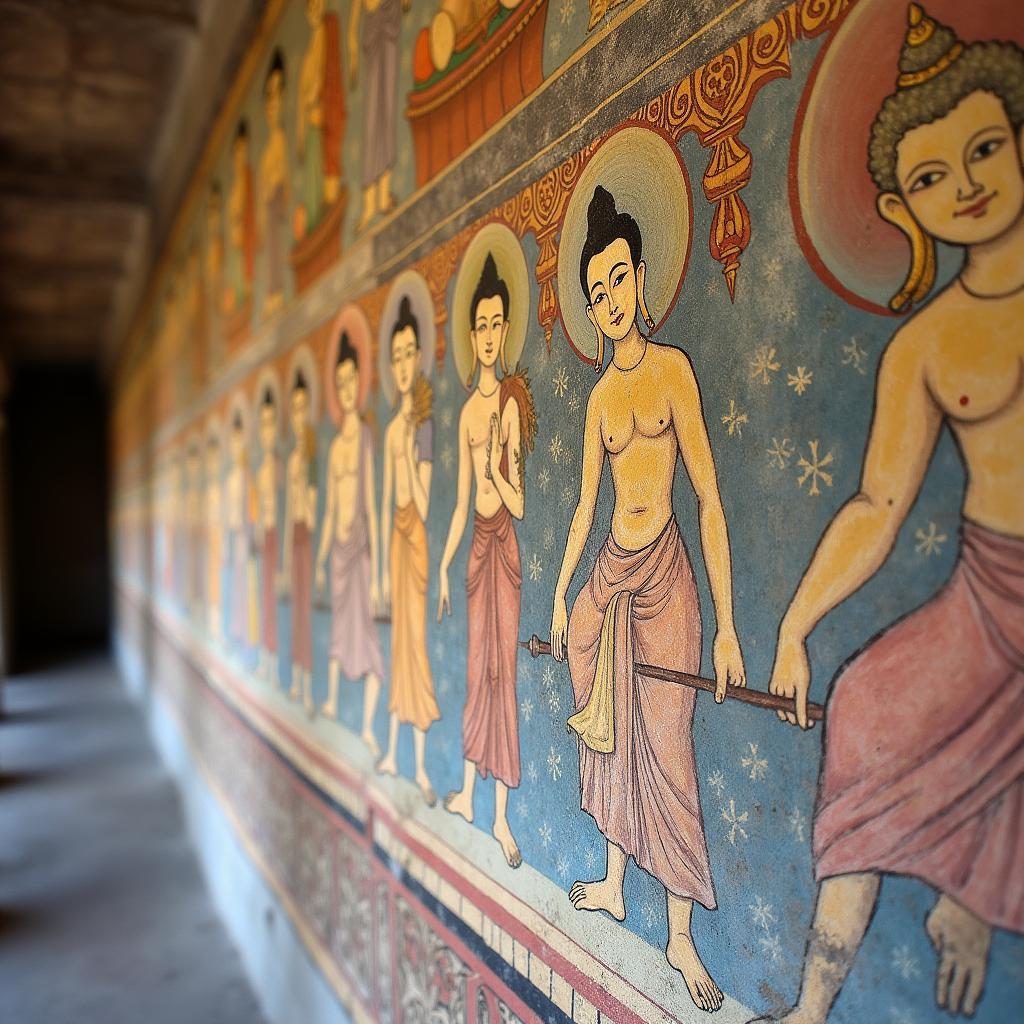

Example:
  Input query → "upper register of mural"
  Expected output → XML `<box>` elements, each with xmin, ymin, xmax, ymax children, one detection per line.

<box><xmin>110</xmin><ymin>1</ymin><xmax>1024</xmax><ymax>1022</ymax></box>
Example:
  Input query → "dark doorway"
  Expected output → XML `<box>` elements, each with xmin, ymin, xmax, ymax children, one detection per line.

<box><xmin>5</xmin><ymin>364</ymin><xmax>110</xmax><ymax>670</ymax></box>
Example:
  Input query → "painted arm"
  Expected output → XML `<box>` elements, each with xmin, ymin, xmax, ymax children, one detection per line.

<box><xmin>315</xmin><ymin>441</ymin><xmax>337</xmax><ymax>589</ymax></box>
<box><xmin>673</xmin><ymin>353</ymin><xmax>746</xmax><ymax>701</ymax></box>
<box><xmin>489</xmin><ymin>400</ymin><xmax>524</xmax><ymax>520</ymax></box>
<box><xmin>365</xmin><ymin>434</ymin><xmax>381</xmax><ymax>614</ymax></box>
<box><xmin>405</xmin><ymin>422</ymin><xmax>432</xmax><ymax>523</ymax></box>
<box><xmin>437</xmin><ymin>408</ymin><xmax>473</xmax><ymax>620</ymax></box>
<box><xmin>550</xmin><ymin>392</ymin><xmax>604</xmax><ymax>661</ymax></box>
<box><xmin>771</xmin><ymin>331</ymin><xmax>942</xmax><ymax>727</ymax></box>
<box><xmin>381</xmin><ymin>430</ymin><xmax>393</xmax><ymax>608</ymax></box>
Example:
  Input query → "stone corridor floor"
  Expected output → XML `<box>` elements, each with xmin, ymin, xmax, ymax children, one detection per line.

<box><xmin>0</xmin><ymin>654</ymin><xmax>267</xmax><ymax>1023</ymax></box>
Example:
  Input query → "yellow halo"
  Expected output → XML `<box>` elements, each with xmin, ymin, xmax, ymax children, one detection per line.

<box><xmin>557</xmin><ymin>125</ymin><xmax>692</xmax><ymax>365</ymax></box>
<box><xmin>450</xmin><ymin>222</ymin><xmax>530</xmax><ymax>387</ymax></box>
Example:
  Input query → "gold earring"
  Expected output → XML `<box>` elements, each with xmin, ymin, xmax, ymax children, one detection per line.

<box><xmin>883</xmin><ymin>202</ymin><xmax>936</xmax><ymax>312</ymax></box>
<box><xmin>499</xmin><ymin>331</ymin><xmax>508</xmax><ymax>376</ymax></box>
<box><xmin>593</xmin><ymin>319</ymin><xmax>604</xmax><ymax>373</ymax></box>
<box><xmin>466</xmin><ymin>338</ymin><xmax>478</xmax><ymax>390</ymax></box>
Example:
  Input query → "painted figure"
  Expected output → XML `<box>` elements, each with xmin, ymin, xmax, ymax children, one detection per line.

<box><xmin>226</xmin><ymin>121</ymin><xmax>256</xmax><ymax>315</ymax></box>
<box><xmin>315</xmin><ymin>330</ymin><xmax>385</xmax><ymax>755</ymax></box>
<box><xmin>377</xmin><ymin>295</ymin><xmax>439</xmax><ymax>804</ymax></box>
<box><xmin>205</xmin><ymin>431</ymin><xmax>224</xmax><ymax>643</ymax></box>
<box><xmin>256</xmin><ymin>388</ymin><xmax>280</xmax><ymax>685</ymax></box>
<box><xmin>550</xmin><ymin>185</ymin><xmax>746</xmax><ymax>1012</ymax></box>
<box><xmin>281</xmin><ymin>371</ymin><xmax>318</xmax><ymax>713</ymax></box>
<box><xmin>259</xmin><ymin>51</ymin><xmax>290</xmax><ymax>317</ymax></box>
<box><xmin>226</xmin><ymin>410</ymin><xmax>252</xmax><ymax>652</ymax></box>
<box><xmin>437</xmin><ymin>252</ymin><xmax>536</xmax><ymax>869</ymax></box>
<box><xmin>205</xmin><ymin>182</ymin><xmax>225</xmax><ymax>368</ymax></box>
<box><xmin>185</xmin><ymin>440</ymin><xmax>204</xmax><ymax>624</ymax></box>
<box><xmin>348</xmin><ymin>0</ymin><xmax>409</xmax><ymax>231</ymax></box>
<box><xmin>759</xmin><ymin>9</ymin><xmax>1024</xmax><ymax>1023</ymax></box>
<box><xmin>297</xmin><ymin>0</ymin><xmax>345</xmax><ymax>238</ymax></box>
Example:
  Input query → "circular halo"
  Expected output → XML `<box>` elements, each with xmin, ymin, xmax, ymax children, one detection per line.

<box><xmin>450</xmin><ymin>222</ymin><xmax>530</xmax><ymax>387</ymax></box>
<box><xmin>790</xmin><ymin>0</ymin><xmax>1020</xmax><ymax>315</ymax></box>
<box><xmin>325</xmin><ymin>303</ymin><xmax>374</xmax><ymax>426</ymax></box>
<box><xmin>253</xmin><ymin>365</ymin><xmax>283</xmax><ymax>435</ymax></box>
<box><xmin>378</xmin><ymin>269</ymin><xmax>435</xmax><ymax>407</ymax></box>
<box><xmin>557</xmin><ymin>124</ymin><xmax>693</xmax><ymax>365</ymax></box>
<box><xmin>285</xmin><ymin>344</ymin><xmax>321</xmax><ymax>429</ymax></box>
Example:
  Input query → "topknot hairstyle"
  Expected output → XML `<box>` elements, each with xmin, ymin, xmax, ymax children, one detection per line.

<box><xmin>578</xmin><ymin>185</ymin><xmax>642</xmax><ymax>301</ymax></box>
<box><xmin>469</xmin><ymin>252</ymin><xmax>510</xmax><ymax>330</ymax></box>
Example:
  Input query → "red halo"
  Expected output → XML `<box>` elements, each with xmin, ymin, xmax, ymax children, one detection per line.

<box><xmin>325</xmin><ymin>303</ymin><xmax>374</xmax><ymax>426</ymax></box>
<box><xmin>790</xmin><ymin>0</ymin><xmax>1022</xmax><ymax>317</ymax></box>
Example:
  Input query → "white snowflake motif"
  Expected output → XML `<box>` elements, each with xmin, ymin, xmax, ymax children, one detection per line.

<box><xmin>889</xmin><ymin>1008</ymin><xmax>916</xmax><ymax>1024</ymax></box>
<box><xmin>797</xmin><ymin>440</ymin><xmax>835</xmax><ymax>496</ymax></box>
<box><xmin>915</xmin><ymin>521</ymin><xmax>948</xmax><ymax>557</ymax></box>
<box><xmin>546</xmin><ymin>686</ymin><xmax>562</xmax><ymax>716</ymax></box>
<box><xmin>778</xmin><ymin>298</ymin><xmax>799</xmax><ymax>324</ymax></box>
<box><xmin>892</xmin><ymin>944</ymin><xmax>921</xmax><ymax>980</ymax></box>
<box><xmin>538</xmin><ymin>466</ymin><xmax>551</xmax><ymax>493</ymax></box>
<box><xmin>547</xmin><ymin>745</ymin><xmax>563</xmax><ymax>781</ymax></box>
<box><xmin>560</xmin><ymin>485</ymin><xmax>575</xmax><ymax>510</ymax></box>
<box><xmin>538</xmin><ymin>821</ymin><xmax>553</xmax><ymax>848</ymax></box>
<box><xmin>749</xmin><ymin>896</ymin><xmax>777</xmax><ymax>932</ymax></box>
<box><xmin>542</xmin><ymin>662</ymin><xmax>557</xmax><ymax>689</ymax></box>
<box><xmin>441</xmin><ymin>444</ymin><xmax>454</xmax><ymax>471</ymax></box>
<box><xmin>841</xmin><ymin>337</ymin><xmax>869</xmax><ymax>375</ymax></box>
<box><xmin>549</xmin><ymin>29</ymin><xmax>563</xmax><ymax>52</ymax></box>
<box><xmin>543</xmin><ymin>526</ymin><xmax>555</xmax><ymax>551</ymax></box>
<box><xmin>559</xmin><ymin>0</ymin><xmax>575</xmax><ymax>25</ymax></box>
<box><xmin>787</xmin><ymin>366</ymin><xmax>813</xmax><ymax>395</ymax></box>
<box><xmin>567</xmin><ymin>386</ymin><xmax>582</xmax><ymax>415</ymax></box>
<box><xmin>528</xmin><ymin>552</ymin><xmax>543</xmax><ymax>582</ymax></box>
<box><xmin>722</xmin><ymin>400</ymin><xmax>749</xmax><ymax>438</ymax></box>
<box><xmin>722</xmin><ymin>799</ymin><xmax>750</xmax><ymax>844</ymax></box>
<box><xmin>762</xmin><ymin>255</ymin><xmax>783</xmax><ymax>283</ymax></box>
<box><xmin>759</xmin><ymin>932</ymin><xmax>785</xmax><ymax>967</ymax></box>
<box><xmin>516</xmin><ymin>801</ymin><xmax>530</xmax><ymax>821</ymax></box>
<box><xmin>441</xmin><ymin>406</ymin><xmax>453</xmax><ymax>429</ymax></box>
<box><xmin>556</xmin><ymin>854</ymin><xmax>570</xmax><ymax>880</ymax></box>
<box><xmin>527</xmin><ymin>761</ymin><xmax>539</xmax><ymax>784</ymax></box>
<box><xmin>788</xmin><ymin>806</ymin><xmax>808</xmax><ymax>844</ymax></box>
<box><xmin>641</xmin><ymin>900</ymin><xmax>657</xmax><ymax>929</ymax></box>
<box><xmin>767</xmin><ymin>437</ymin><xmax>795</xmax><ymax>470</ymax></box>
<box><xmin>520</xmin><ymin>697</ymin><xmax>534</xmax><ymax>723</ymax></box>
<box><xmin>438</xmin><ymin>375</ymin><xmax>450</xmax><ymax>396</ymax></box>
<box><xmin>741</xmin><ymin>742</ymin><xmax>768</xmax><ymax>781</ymax></box>
<box><xmin>548</xmin><ymin>433</ymin><xmax>566</xmax><ymax>464</ymax></box>
<box><xmin>583</xmin><ymin>846</ymin><xmax>597</xmax><ymax>871</ymax></box>
<box><xmin>707</xmin><ymin>769</ymin><xmax>727</xmax><ymax>799</ymax></box>
<box><xmin>750</xmin><ymin>345</ymin><xmax>782</xmax><ymax>385</ymax></box>
<box><xmin>552</xmin><ymin>365</ymin><xmax>569</xmax><ymax>398</ymax></box>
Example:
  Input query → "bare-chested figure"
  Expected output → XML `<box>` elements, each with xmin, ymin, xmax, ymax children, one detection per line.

<box><xmin>757</xmin><ymin>10</ymin><xmax>1024</xmax><ymax>1023</ymax></box>
<box><xmin>255</xmin><ymin>389</ymin><xmax>280</xmax><ymax>685</ymax></box>
<box><xmin>225</xmin><ymin>412</ymin><xmax>251</xmax><ymax>652</ymax></box>
<box><xmin>438</xmin><ymin>252</ymin><xmax>536</xmax><ymax>869</ymax></box>
<box><xmin>550</xmin><ymin>185</ymin><xmax>746</xmax><ymax>1013</ymax></box>
<box><xmin>315</xmin><ymin>331</ymin><xmax>385</xmax><ymax>757</ymax></box>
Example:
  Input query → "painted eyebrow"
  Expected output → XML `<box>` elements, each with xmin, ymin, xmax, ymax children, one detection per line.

<box><xmin>588</xmin><ymin>280</ymin><xmax>607</xmax><ymax>300</ymax></box>
<box><xmin>610</xmin><ymin>261</ymin><xmax>629</xmax><ymax>278</ymax></box>
<box><xmin>964</xmin><ymin>123</ymin><xmax>1008</xmax><ymax>154</ymax></box>
<box><xmin>901</xmin><ymin>157</ymin><xmax>950</xmax><ymax>187</ymax></box>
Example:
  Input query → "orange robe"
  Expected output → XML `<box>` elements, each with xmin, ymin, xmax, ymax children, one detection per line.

<box><xmin>388</xmin><ymin>502</ymin><xmax>440</xmax><ymax>731</ymax></box>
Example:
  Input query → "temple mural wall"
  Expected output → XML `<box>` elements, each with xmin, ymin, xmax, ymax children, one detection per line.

<box><xmin>110</xmin><ymin>1</ymin><xmax>1024</xmax><ymax>1021</ymax></box>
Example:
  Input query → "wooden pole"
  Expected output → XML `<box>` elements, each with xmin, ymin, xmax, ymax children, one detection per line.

<box><xmin>520</xmin><ymin>634</ymin><xmax>825</xmax><ymax>723</ymax></box>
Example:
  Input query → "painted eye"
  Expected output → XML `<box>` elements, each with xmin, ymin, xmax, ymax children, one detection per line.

<box><xmin>909</xmin><ymin>169</ymin><xmax>945</xmax><ymax>193</ymax></box>
<box><xmin>613</xmin><ymin>272</ymin><xmax>626</xmax><ymax>288</ymax></box>
<box><xmin>593</xmin><ymin>293</ymin><xmax>605</xmax><ymax>307</ymax></box>
<box><xmin>970</xmin><ymin>137</ymin><xmax>1004</xmax><ymax>162</ymax></box>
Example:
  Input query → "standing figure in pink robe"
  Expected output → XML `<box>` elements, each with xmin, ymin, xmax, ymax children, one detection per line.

<box><xmin>549</xmin><ymin>186</ymin><xmax>746</xmax><ymax>1013</ymax></box>
<box><xmin>759</xmin><ymin>10</ymin><xmax>1024</xmax><ymax>1023</ymax></box>
<box><xmin>438</xmin><ymin>253</ymin><xmax>536</xmax><ymax>869</ymax></box>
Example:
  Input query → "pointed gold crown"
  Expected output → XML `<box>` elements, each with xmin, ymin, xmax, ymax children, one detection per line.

<box><xmin>897</xmin><ymin>3</ymin><xmax>964</xmax><ymax>88</ymax></box>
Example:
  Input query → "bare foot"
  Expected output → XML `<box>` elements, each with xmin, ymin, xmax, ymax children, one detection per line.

<box><xmin>376</xmin><ymin>753</ymin><xmax>398</xmax><ymax>777</ymax></box>
<box><xmin>361</xmin><ymin>729</ymin><xmax>381</xmax><ymax>760</ymax></box>
<box><xmin>415</xmin><ymin>770</ymin><xmax>436</xmax><ymax>807</ymax></box>
<box><xmin>667</xmin><ymin>933</ymin><xmax>723</xmax><ymax>1013</ymax></box>
<box><xmin>568</xmin><ymin>878</ymin><xmax>625</xmax><ymax>921</ymax></box>
<box><xmin>320</xmin><ymin>701</ymin><xmax>337</xmax><ymax>720</ymax></box>
<box><xmin>288</xmin><ymin>680</ymin><xmax>301</xmax><ymax>702</ymax></box>
<box><xmin>443</xmin><ymin>788</ymin><xmax>474</xmax><ymax>824</ymax></box>
<box><xmin>926</xmin><ymin>895</ymin><xmax>991</xmax><ymax>1018</ymax></box>
<box><xmin>492</xmin><ymin>818</ymin><xmax>522</xmax><ymax>869</ymax></box>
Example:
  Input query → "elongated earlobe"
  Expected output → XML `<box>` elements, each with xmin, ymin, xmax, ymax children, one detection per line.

<box><xmin>586</xmin><ymin>305</ymin><xmax>603</xmax><ymax>373</ymax></box>
<box><xmin>466</xmin><ymin>333</ymin><xmax>478</xmax><ymax>390</ymax></box>
<box><xmin>636</xmin><ymin>260</ymin><xmax>654</xmax><ymax>331</ymax></box>
<box><xmin>878</xmin><ymin>192</ymin><xmax>935</xmax><ymax>313</ymax></box>
<box><xmin>499</xmin><ymin>321</ymin><xmax>509</xmax><ymax>376</ymax></box>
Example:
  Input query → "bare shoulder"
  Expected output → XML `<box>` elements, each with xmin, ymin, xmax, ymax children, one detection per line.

<box><xmin>648</xmin><ymin>341</ymin><xmax>696</xmax><ymax>378</ymax></box>
<box><xmin>878</xmin><ymin>306</ymin><xmax>935</xmax><ymax>380</ymax></box>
